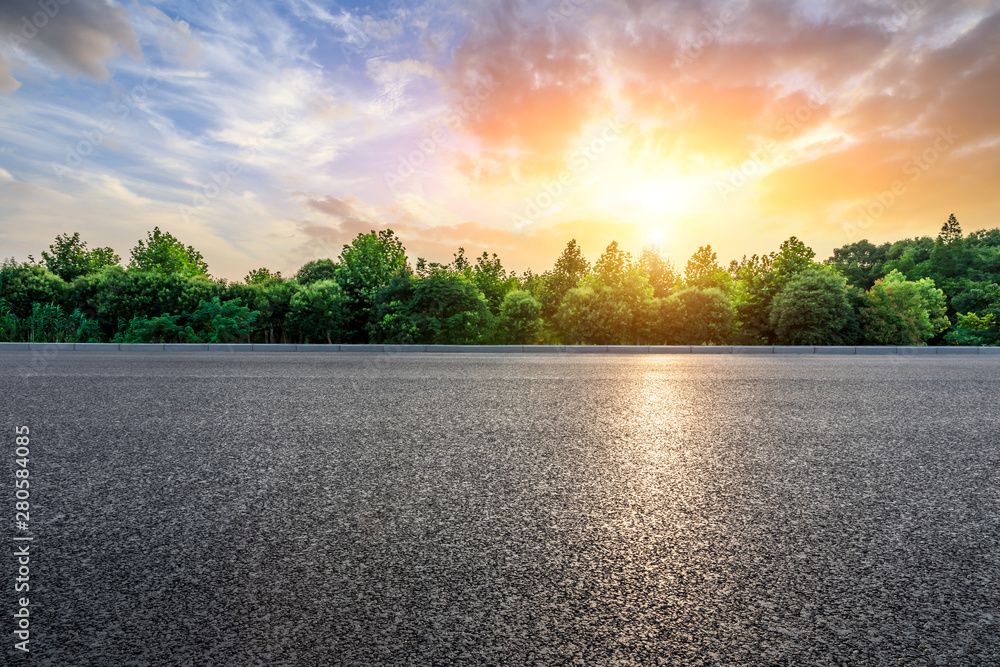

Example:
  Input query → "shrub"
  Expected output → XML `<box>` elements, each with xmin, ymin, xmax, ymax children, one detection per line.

<box><xmin>186</xmin><ymin>297</ymin><xmax>261</xmax><ymax>344</ymax></box>
<box><xmin>286</xmin><ymin>280</ymin><xmax>349</xmax><ymax>344</ymax></box>
<box><xmin>656</xmin><ymin>287</ymin><xmax>733</xmax><ymax>345</ymax></box>
<box><xmin>769</xmin><ymin>268</ymin><xmax>855</xmax><ymax>345</ymax></box>
<box><xmin>496</xmin><ymin>290</ymin><xmax>543</xmax><ymax>344</ymax></box>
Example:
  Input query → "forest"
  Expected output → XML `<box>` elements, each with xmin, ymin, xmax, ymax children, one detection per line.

<box><xmin>1</xmin><ymin>215</ymin><xmax>998</xmax><ymax>347</ymax></box>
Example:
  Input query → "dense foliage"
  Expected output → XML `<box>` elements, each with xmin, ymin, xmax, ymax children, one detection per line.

<box><xmin>3</xmin><ymin>215</ymin><xmax>998</xmax><ymax>345</ymax></box>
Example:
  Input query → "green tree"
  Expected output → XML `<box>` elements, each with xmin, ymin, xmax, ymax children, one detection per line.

<box><xmin>41</xmin><ymin>232</ymin><xmax>120</xmax><ymax>281</ymax></box>
<box><xmin>286</xmin><ymin>280</ymin><xmax>350</xmax><ymax>344</ymax></box>
<box><xmin>22</xmin><ymin>302</ymin><xmax>68</xmax><ymax>343</ymax></box>
<box><xmin>245</xmin><ymin>267</ymin><xmax>282</xmax><ymax>284</ymax></box>
<box><xmin>731</xmin><ymin>253</ymin><xmax>775</xmax><ymax>344</ymax></box>
<box><xmin>224</xmin><ymin>279</ymin><xmax>301</xmax><ymax>344</ymax></box>
<box><xmin>929</xmin><ymin>214</ymin><xmax>968</xmax><ymax>283</ymax></box>
<box><xmin>547</xmin><ymin>242</ymin><xmax>655</xmax><ymax>345</ymax></box>
<box><xmin>732</xmin><ymin>236</ymin><xmax>817</xmax><ymax>343</ymax></box>
<box><xmin>586</xmin><ymin>242</ymin><xmax>655</xmax><ymax>343</ymax></box>
<box><xmin>654</xmin><ymin>287</ymin><xmax>734</xmax><ymax>345</ymax></box>
<box><xmin>881</xmin><ymin>236</ymin><xmax>936</xmax><ymax>279</ymax></box>
<box><xmin>769</xmin><ymin>267</ymin><xmax>856</xmax><ymax>345</ymax></box>
<box><xmin>966</xmin><ymin>228</ymin><xmax>1000</xmax><ymax>248</ymax></box>
<box><xmin>87</xmin><ymin>267</ymin><xmax>220</xmax><ymax>338</ymax></box>
<box><xmin>40</xmin><ymin>233</ymin><xmax>87</xmax><ymax>281</ymax></box>
<box><xmin>115</xmin><ymin>314</ymin><xmax>195</xmax><ymax>344</ymax></box>
<box><xmin>951</xmin><ymin>283</ymin><xmax>1000</xmax><ymax>320</ymax></box>
<box><xmin>0</xmin><ymin>261</ymin><xmax>69</xmax><ymax>319</ymax></box>
<box><xmin>295</xmin><ymin>259</ymin><xmax>338</xmax><ymax>285</ymax></box>
<box><xmin>470</xmin><ymin>252</ymin><xmax>520</xmax><ymax>314</ymax></box>
<box><xmin>407</xmin><ymin>270</ymin><xmax>494</xmax><ymax>344</ymax></box>
<box><xmin>684</xmin><ymin>245</ymin><xmax>730</xmax><ymax>291</ymax></box>
<box><xmin>593</xmin><ymin>241</ymin><xmax>631</xmax><ymax>288</ymax></box>
<box><xmin>450</xmin><ymin>247</ymin><xmax>471</xmax><ymax>273</ymax></box>
<box><xmin>0</xmin><ymin>299</ymin><xmax>16</xmax><ymax>341</ymax></box>
<box><xmin>369</xmin><ymin>271</ymin><xmax>420</xmax><ymax>344</ymax></box>
<box><xmin>185</xmin><ymin>297</ymin><xmax>261</xmax><ymax>344</ymax></box>
<box><xmin>942</xmin><ymin>282</ymin><xmax>1000</xmax><ymax>346</ymax></box>
<box><xmin>858</xmin><ymin>270</ymin><xmax>949</xmax><ymax>345</ymax></box>
<box><xmin>336</xmin><ymin>230</ymin><xmax>408</xmax><ymax>341</ymax></box>
<box><xmin>496</xmin><ymin>290</ymin><xmax>543</xmax><ymax>344</ymax></box>
<box><xmin>773</xmin><ymin>236</ymin><xmax>816</xmax><ymax>277</ymax></box>
<box><xmin>944</xmin><ymin>312</ymin><xmax>998</xmax><ymax>346</ymax></box>
<box><xmin>261</xmin><ymin>280</ymin><xmax>300</xmax><ymax>344</ymax></box>
<box><xmin>637</xmin><ymin>245</ymin><xmax>678</xmax><ymax>298</ymax></box>
<box><xmin>129</xmin><ymin>227</ymin><xmax>209</xmax><ymax>277</ymax></box>
<box><xmin>939</xmin><ymin>213</ymin><xmax>962</xmax><ymax>244</ymax></box>
<box><xmin>912</xmin><ymin>274</ymin><xmax>950</xmax><ymax>337</ymax></box>
<box><xmin>539</xmin><ymin>239</ymin><xmax>591</xmax><ymax>320</ymax></box>
<box><xmin>554</xmin><ymin>284</ymin><xmax>632</xmax><ymax>345</ymax></box>
<box><xmin>827</xmin><ymin>239</ymin><xmax>890</xmax><ymax>290</ymax></box>
<box><xmin>519</xmin><ymin>268</ymin><xmax>544</xmax><ymax>296</ymax></box>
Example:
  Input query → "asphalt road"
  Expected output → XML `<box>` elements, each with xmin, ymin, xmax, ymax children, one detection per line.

<box><xmin>2</xmin><ymin>352</ymin><xmax>999</xmax><ymax>665</ymax></box>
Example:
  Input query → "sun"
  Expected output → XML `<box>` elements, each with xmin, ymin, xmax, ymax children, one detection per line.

<box><xmin>586</xmin><ymin>169</ymin><xmax>706</xmax><ymax>241</ymax></box>
<box><xmin>523</xmin><ymin>117</ymin><xmax>722</xmax><ymax>245</ymax></box>
<box><xmin>574</xmin><ymin>136</ymin><xmax>715</xmax><ymax>235</ymax></box>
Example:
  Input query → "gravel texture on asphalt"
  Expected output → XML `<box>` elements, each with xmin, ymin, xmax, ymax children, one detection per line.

<box><xmin>1</xmin><ymin>352</ymin><xmax>999</xmax><ymax>666</ymax></box>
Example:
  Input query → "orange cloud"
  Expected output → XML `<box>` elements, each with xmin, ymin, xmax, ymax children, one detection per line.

<box><xmin>444</xmin><ymin>2</ymin><xmax>607</xmax><ymax>184</ymax></box>
<box><xmin>303</xmin><ymin>2</ymin><xmax>1000</xmax><ymax>275</ymax></box>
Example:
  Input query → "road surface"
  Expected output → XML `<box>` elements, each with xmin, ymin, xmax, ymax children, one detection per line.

<box><xmin>1</xmin><ymin>352</ymin><xmax>998</xmax><ymax>665</ymax></box>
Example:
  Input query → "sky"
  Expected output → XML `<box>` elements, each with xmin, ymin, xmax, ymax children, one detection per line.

<box><xmin>1</xmin><ymin>0</ymin><xmax>999</xmax><ymax>280</ymax></box>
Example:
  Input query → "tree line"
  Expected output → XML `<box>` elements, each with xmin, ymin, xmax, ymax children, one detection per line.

<box><xmin>1</xmin><ymin>215</ymin><xmax>998</xmax><ymax>346</ymax></box>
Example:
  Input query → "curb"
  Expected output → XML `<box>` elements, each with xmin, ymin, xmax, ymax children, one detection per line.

<box><xmin>0</xmin><ymin>343</ymin><xmax>997</xmax><ymax>354</ymax></box>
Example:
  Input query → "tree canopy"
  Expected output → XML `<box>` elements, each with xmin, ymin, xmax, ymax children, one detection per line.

<box><xmin>769</xmin><ymin>267</ymin><xmax>856</xmax><ymax>345</ymax></box>
<box><xmin>4</xmin><ymin>216</ymin><xmax>998</xmax><ymax>346</ymax></box>
<box><xmin>42</xmin><ymin>232</ymin><xmax>120</xmax><ymax>282</ymax></box>
<box><xmin>128</xmin><ymin>227</ymin><xmax>209</xmax><ymax>277</ymax></box>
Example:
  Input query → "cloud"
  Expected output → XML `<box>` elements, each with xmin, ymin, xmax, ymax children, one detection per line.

<box><xmin>0</xmin><ymin>51</ymin><xmax>19</xmax><ymax>92</ymax></box>
<box><xmin>439</xmin><ymin>0</ymin><xmax>895</xmax><ymax>181</ymax></box>
<box><xmin>444</xmin><ymin>0</ymin><xmax>607</xmax><ymax>183</ymax></box>
<box><xmin>304</xmin><ymin>194</ymin><xmax>370</xmax><ymax>227</ymax></box>
<box><xmin>0</xmin><ymin>0</ymin><xmax>140</xmax><ymax>87</ymax></box>
<box><xmin>750</xmin><ymin>5</ymin><xmax>1000</xmax><ymax>233</ymax></box>
<box><xmin>3</xmin><ymin>0</ymin><xmax>1000</xmax><ymax>281</ymax></box>
<box><xmin>144</xmin><ymin>6</ymin><xmax>201</xmax><ymax>66</ymax></box>
<box><xmin>367</xmin><ymin>57</ymin><xmax>436</xmax><ymax>118</ymax></box>
<box><xmin>917</xmin><ymin>9</ymin><xmax>1000</xmax><ymax>146</ymax></box>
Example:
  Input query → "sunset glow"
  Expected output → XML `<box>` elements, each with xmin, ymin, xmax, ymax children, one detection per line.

<box><xmin>1</xmin><ymin>0</ymin><xmax>998</xmax><ymax>278</ymax></box>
